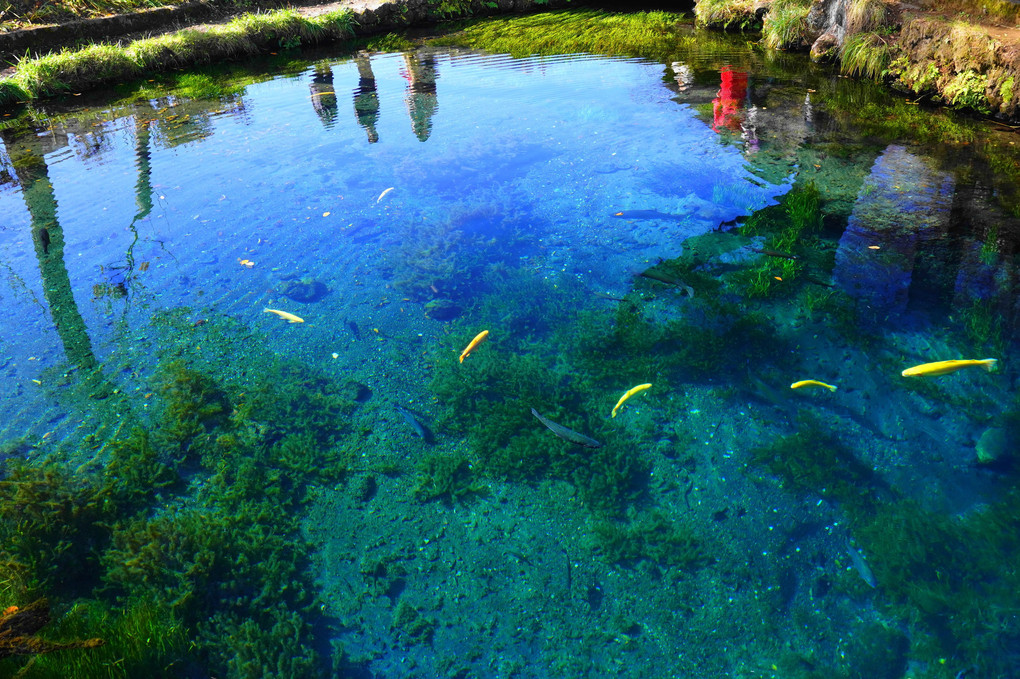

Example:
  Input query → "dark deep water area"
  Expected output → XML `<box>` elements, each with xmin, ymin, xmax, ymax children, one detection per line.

<box><xmin>1</xmin><ymin>12</ymin><xmax>1019</xmax><ymax>678</ymax></box>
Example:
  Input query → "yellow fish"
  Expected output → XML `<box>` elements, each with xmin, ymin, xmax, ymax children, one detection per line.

<box><xmin>611</xmin><ymin>383</ymin><xmax>652</xmax><ymax>418</ymax></box>
<box><xmin>264</xmin><ymin>308</ymin><xmax>304</xmax><ymax>323</ymax></box>
<box><xmin>790</xmin><ymin>379</ymin><xmax>837</xmax><ymax>392</ymax></box>
<box><xmin>901</xmin><ymin>358</ymin><xmax>998</xmax><ymax>377</ymax></box>
<box><xmin>459</xmin><ymin>330</ymin><xmax>489</xmax><ymax>363</ymax></box>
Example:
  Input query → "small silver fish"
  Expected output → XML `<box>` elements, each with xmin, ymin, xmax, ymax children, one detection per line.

<box><xmin>531</xmin><ymin>408</ymin><xmax>602</xmax><ymax>448</ymax></box>
<box><xmin>395</xmin><ymin>405</ymin><xmax>430</xmax><ymax>442</ymax></box>
<box><xmin>847</xmin><ymin>543</ymin><xmax>877</xmax><ymax>588</ymax></box>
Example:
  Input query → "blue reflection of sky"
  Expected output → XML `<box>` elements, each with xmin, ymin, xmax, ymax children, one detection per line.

<box><xmin>0</xmin><ymin>51</ymin><xmax>788</xmax><ymax>443</ymax></box>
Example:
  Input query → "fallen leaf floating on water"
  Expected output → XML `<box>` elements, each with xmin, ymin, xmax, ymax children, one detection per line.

<box><xmin>901</xmin><ymin>358</ymin><xmax>998</xmax><ymax>377</ymax></box>
<box><xmin>264</xmin><ymin>308</ymin><xmax>304</xmax><ymax>324</ymax></box>
<box><xmin>790</xmin><ymin>379</ymin><xmax>838</xmax><ymax>392</ymax></box>
<box><xmin>238</xmin><ymin>258</ymin><xmax>255</xmax><ymax>268</ymax></box>
<box><xmin>459</xmin><ymin>330</ymin><xmax>489</xmax><ymax>363</ymax></box>
<box><xmin>611</xmin><ymin>383</ymin><xmax>652</xmax><ymax>418</ymax></box>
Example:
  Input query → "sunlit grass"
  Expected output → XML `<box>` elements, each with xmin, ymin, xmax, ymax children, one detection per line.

<box><xmin>760</xmin><ymin>0</ymin><xmax>811</xmax><ymax>50</ymax></box>
<box><xmin>839</xmin><ymin>31</ymin><xmax>891</xmax><ymax>79</ymax></box>
<box><xmin>0</xmin><ymin>8</ymin><xmax>357</xmax><ymax>106</ymax></box>
<box><xmin>429</xmin><ymin>9</ymin><xmax>697</xmax><ymax>59</ymax></box>
<box><xmin>694</xmin><ymin>0</ymin><xmax>760</xmax><ymax>30</ymax></box>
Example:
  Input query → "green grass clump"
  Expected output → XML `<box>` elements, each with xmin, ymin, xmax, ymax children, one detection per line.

<box><xmin>839</xmin><ymin>32</ymin><xmax>891</xmax><ymax>80</ymax></box>
<box><xmin>846</xmin><ymin>0</ymin><xmax>889</xmax><ymax>33</ymax></box>
<box><xmin>761</xmin><ymin>0</ymin><xmax>811</xmax><ymax>51</ymax></box>
<box><xmin>0</xmin><ymin>599</ymin><xmax>187</xmax><ymax>678</ymax></box>
<box><xmin>694</xmin><ymin>0</ymin><xmax>759</xmax><ymax>30</ymax></box>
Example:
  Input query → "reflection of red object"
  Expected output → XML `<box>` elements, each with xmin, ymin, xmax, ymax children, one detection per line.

<box><xmin>712</xmin><ymin>67</ymin><xmax>748</xmax><ymax>134</ymax></box>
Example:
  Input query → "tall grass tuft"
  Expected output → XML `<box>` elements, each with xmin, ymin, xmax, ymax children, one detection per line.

<box><xmin>761</xmin><ymin>0</ymin><xmax>811</xmax><ymax>50</ymax></box>
<box><xmin>694</xmin><ymin>0</ymin><xmax>759</xmax><ymax>30</ymax></box>
<box><xmin>839</xmin><ymin>32</ymin><xmax>891</xmax><ymax>80</ymax></box>
<box><xmin>846</xmin><ymin>0</ymin><xmax>888</xmax><ymax>33</ymax></box>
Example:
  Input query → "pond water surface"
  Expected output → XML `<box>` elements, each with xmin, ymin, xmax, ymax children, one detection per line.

<box><xmin>1</xmin><ymin>17</ymin><xmax>1019</xmax><ymax>678</ymax></box>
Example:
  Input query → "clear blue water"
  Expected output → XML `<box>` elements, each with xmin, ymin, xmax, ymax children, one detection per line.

<box><xmin>1</xmin><ymin>34</ymin><xmax>1019</xmax><ymax>678</ymax></box>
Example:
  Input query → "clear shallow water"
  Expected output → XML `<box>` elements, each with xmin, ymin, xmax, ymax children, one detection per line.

<box><xmin>1</xmin><ymin>32</ymin><xmax>1019</xmax><ymax>678</ymax></box>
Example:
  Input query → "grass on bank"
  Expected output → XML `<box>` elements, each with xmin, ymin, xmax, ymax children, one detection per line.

<box><xmin>2</xmin><ymin>0</ymin><xmax>170</xmax><ymax>31</ymax></box>
<box><xmin>760</xmin><ymin>0</ymin><xmax>811</xmax><ymax>50</ymax></box>
<box><xmin>0</xmin><ymin>8</ymin><xmax>356</xmax><ymax>106</ymax></box>
<box><xmin>429</xmin><ymin>9</ymin><xmax>696</xmax><ymax>60</ymax></box>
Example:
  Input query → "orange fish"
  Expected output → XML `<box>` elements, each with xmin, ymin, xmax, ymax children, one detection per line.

<box><xmin>459</xmin><ymin>330</ymin><xmax>489</xmax><ymax>363</ymax></box>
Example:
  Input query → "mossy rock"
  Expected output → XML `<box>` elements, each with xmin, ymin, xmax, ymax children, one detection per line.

<box><xmin>424</xmin><ymin>297</ymin><xmax>461</xmax><ymax>321</ymax></box>
<box><xmin>278</xmin><ymin>277</ymin><xmax>328</xmax><ymax>303</ymax></box>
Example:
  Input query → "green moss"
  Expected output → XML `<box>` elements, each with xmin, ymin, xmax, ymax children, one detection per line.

<box><xmin>592</xmin><ymin>510</ymin><xmax>710</xmax><ymax>571</ymax></box>
<box><xmin>391</xmin><ymin>600</ymin><xmax>435</xmax><ymax>644</ymax></box>
<box><xmin>750</xmin><ymin>415</ymin><xmax>880</xmax><ymax>514</ymax></box>
<box><xmin>430</xmin><ymin>9</ymin><xmax>700</xmax><ymax>61</ymax></box>
<box><xmin>855</xmin><ymin>493</ymin><xmax>1020</xmax><ymax>675</ymax></box>
<box><xmin>412</xmin><ymin>452</ymin><xmax>488</xmax><ymax>504</ymax></box>
<box><xmin>1000</xmin><ymin>74</ymin><xmax>1015</xmax><ymax>105</ymax></box>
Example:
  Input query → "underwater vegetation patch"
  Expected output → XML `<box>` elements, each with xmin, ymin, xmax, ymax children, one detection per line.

<box><xmin>592</xmin><ymin>510</ymin><xmax>711</xmax><ymax>571</ymax></box>
<box><xmin>750</xmin><ymin>415</ymin><xmax>883</xmax><ymax>514</ymax></box>
<box><xmin>855</xmin><ymin>493</ymin><xmax>1020</xmax><ymax>674</ymax></box>
<box><xmin>430</xmin><ymin>332</ymin><xmax>647</xmax><ymax>514</ymax></box>
<box><xmin>412</xmin><ymin>452</ymin><xmax>488</xmax><ymax>504</ymax></box>
<box><xmin>0</xmin><ymin>350</ymin><xmax>367</xmax><ymax>676</ymax></box>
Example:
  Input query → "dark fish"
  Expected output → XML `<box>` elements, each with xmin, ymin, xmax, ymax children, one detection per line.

<box><xmin>746</xmin><ymin>246</ymin><xmax>799</xmax><ymax>260</ymax></box>
<box><xmin>39</xmin><ymin>227</ymin><xmax>50</xmax><ymax>254</ymax></box>
<box><xmin>347</xmin><ymin>319</ymin><xmax>361</xmax><ymax>340</ymax></box>
<box><xmin>612</xmin><ymin>209</ymin><xmax>689</xmax><ymax>222</ymax></box>
<box><xmin>530</xmin><ymin>408</ymin><xmax>602</xmax><ymax>448</ymax></box>
<box><xmin>395</xmin><ymin>405</ymin><xmax>430</xmax><ymax>442</ymax></box>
